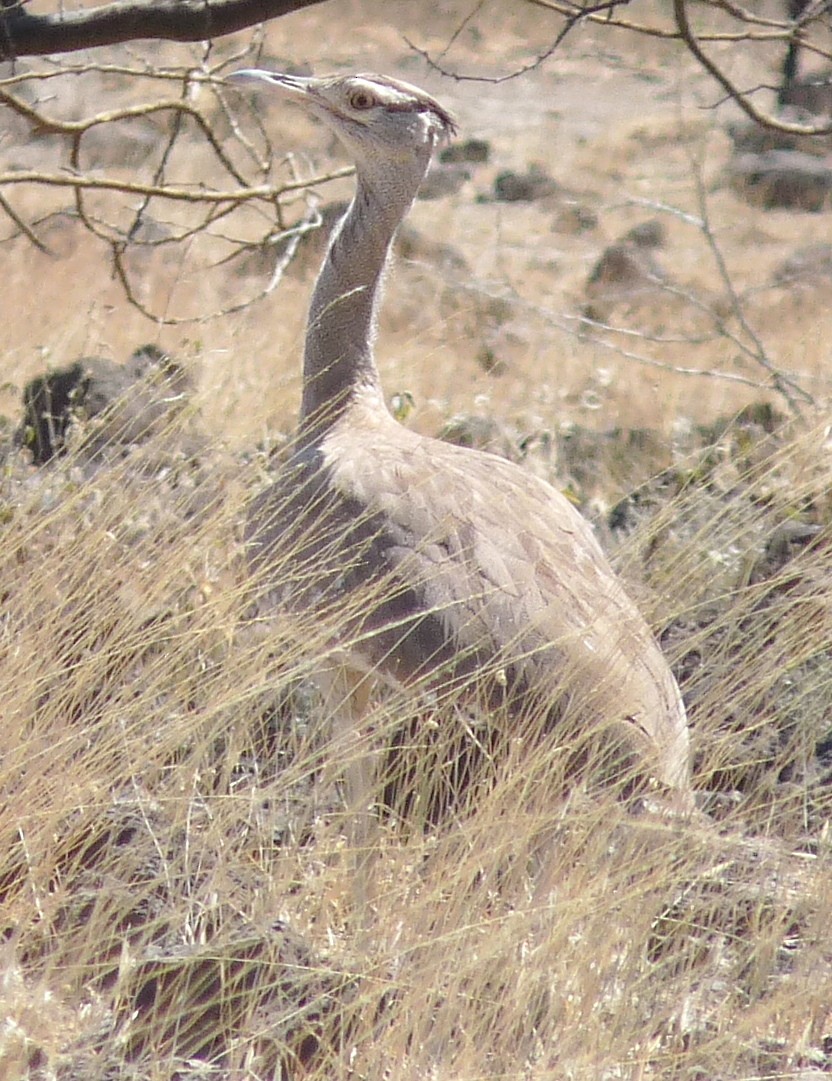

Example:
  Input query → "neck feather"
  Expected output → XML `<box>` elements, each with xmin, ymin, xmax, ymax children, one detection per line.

<box><xmin>299</xmin><ymin>161</ymin><xmax>428</xmax><ymax>442</ymax></box>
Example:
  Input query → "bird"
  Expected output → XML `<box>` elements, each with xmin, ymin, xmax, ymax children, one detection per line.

<box><xmin>230</xmin><ymin>70</ymin><xmax>693</xmax><ymax>820</ymax></box>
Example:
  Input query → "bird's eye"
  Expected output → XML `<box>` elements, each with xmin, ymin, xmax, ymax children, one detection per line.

<box><xmin>348</xmin><ymin>89</ymin><xmax>376</xmax><ymax>110</ymax></box>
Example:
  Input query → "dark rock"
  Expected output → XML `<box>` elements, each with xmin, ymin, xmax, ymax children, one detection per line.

<box><xmin>583</xmin><ymin>242</ymin><xmax>666</xmax><ymax>321</ymax></box>
<box><xmin>727</xmin><ymin>113</ymin><xmax>832</xmax><ymax>157</ymax></box>
<box><xmin>120</xmin><ymin>919</ymin><xmax>358</xmax><ymax>1068</ymax></box>
<box><xmin>780</xmin><ymin>74</ymin><xmax>832</xmax><ymax>118</ymax></box>
<box><xmin>18</xmin><ymin>345</ymin><xmax>190</xmax><ymax>464</ymax></box>
<box><xmin>19</xmin><ymin>359</ymin><xmax>92</xmax><ymax>464</ymax></box>
<box><xmin>772</xmin><ymin>242</ymin><xmax>832</xmax><ymax>285</ymax></box>
<box><xmin>493</xmin><ymin>163</ymin><xmax>559</xmax><ymax>203</ymax></box>
<box><xmin>440</xmin><ymin>138</ymin><xmax>491</xmax><ymax>164</ymax></box>
<box><xmin>728</xmin><ymin>150</ymin><xmax>832</xmax><ymax>211</ymax></box>
<box><xmin>622</xmin><ymin>218</ymin><xmax>666</xmax><ymax>249</ymax></box>
<box><xmin>417</xmin><ymin>161</ymin><xmax>471</xmax><ymax>201</ymax></box>
<box><xmin>587</xmin><ymin>244</ymin><xmax>664</xmax><ymax>290</ymax></box>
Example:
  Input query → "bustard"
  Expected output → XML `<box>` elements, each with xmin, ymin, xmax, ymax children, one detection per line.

<box><xmin>232</xmin><ymin>70</ymin><xmax>692</xmax><ymax>816</ymax></box>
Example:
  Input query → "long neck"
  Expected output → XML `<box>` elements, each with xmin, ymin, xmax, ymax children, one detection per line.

<box><xmin>298</xmin><ymin>162</ymin><xmax>427</xmax><ymax>443</ymax></box>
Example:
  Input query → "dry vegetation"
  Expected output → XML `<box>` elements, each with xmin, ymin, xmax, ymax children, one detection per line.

<box><xmin>0</xmin><ymin>1</ymin><xmax>831</xmax><ymax>1078</ymax></box>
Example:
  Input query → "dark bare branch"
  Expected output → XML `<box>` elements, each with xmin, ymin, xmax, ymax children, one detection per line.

<box><xmin>0</xmin><ymin>0</ymin><xmax>328</xmax><ymax>60</ymax></box>
<box><xmin>0</xmin><ymin>166</ymin><xmax>352</xmax><ymax>203</ymax></box>
<box><xmin>673</xmin><ymin>0</ymin><xmax>832</xmax><ymax>136</ymax></box>
<box><xmin>407</xmin><ymin>0</ymin><xmax>629</xmax><ymax>83</ymax></box>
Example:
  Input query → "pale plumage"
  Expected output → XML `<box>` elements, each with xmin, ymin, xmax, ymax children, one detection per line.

<box><xmin>233</xmin><ymin>70</ymin><xmax>692</xmax><ymax>809</ymax></box>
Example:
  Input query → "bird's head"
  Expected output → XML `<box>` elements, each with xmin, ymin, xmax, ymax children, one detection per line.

<box><xmin>229</xmin><ymin>70</ymin><xmax>457</xmax><ymax>171</ymax></box>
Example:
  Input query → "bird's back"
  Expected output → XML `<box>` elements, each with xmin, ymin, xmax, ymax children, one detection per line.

<box><xmin>246</xmin><ymin>388</ymin><xmax>690</xmax><ymax>800</ymax></box>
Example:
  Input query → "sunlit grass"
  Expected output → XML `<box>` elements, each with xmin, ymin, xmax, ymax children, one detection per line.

<box><xmin>0</xmin><ymin>374</ymin><xmax>829</xmax><ymax>1078</ymax></box>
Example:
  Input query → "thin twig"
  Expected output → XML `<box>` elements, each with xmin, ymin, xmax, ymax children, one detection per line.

<box><xmin>673</xmin><ymin>0</ymin><xmax>832</xmax><ymax>137</ymax></box>
<box><xmin>404</xmin><ymin>0</ymin><xmax>625</xmax><ymax>83</ymax></box>
<box><xmin>0</xmin><ymin>86</ymin><xmax>251</xmax><ymax>187</ymax></box>
<box><xmin>0</xmin><ymin>189</ymin><xmax>52</xmax><ymax>253</ymax></box>
<box><xmin>0</xmin><ymin>166</ymin><xmax>353</xmax><ymax>203</ymax></box>
<box><xmin>688</xmin><ymin>151</ymin><xmax>815</xmax><ymax>412</ymax></box>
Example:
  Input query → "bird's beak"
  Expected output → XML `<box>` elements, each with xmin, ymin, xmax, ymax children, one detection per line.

<box><xmin>226</xmin><ymin>69</ymin><xmax>313</xmax><ymax>103</ymax></box>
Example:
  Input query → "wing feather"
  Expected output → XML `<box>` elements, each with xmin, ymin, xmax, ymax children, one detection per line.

<box><xmin>249</xmin><ymin>402</ymin><xmax>689</xmax><ymax>794</ymax></box>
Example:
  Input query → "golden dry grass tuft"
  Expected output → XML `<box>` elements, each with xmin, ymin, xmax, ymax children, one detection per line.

<box><xmin>0</xmin><ymin>421</ymin><xmax>830</xmax><ymax>1080</ymax></box>
<box><xmin>0</xmin><ymin>321</ymin><xmax>830</xmax><ymax>1081</ymax></box>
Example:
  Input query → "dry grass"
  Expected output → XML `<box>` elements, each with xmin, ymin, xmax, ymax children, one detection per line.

<box><xmin>1</xmin><ymin>1</ymin><xmax>832</xmax><ymax>1078</ymax></box>
<box><xmin>0</xmin><ymin>412</ymin><xmax>830</xmax><ymax>1079</ymax></box>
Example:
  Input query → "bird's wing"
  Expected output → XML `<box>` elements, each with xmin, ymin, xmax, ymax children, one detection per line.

<box><xmin>321</xmin><ymin>415</ymin><xmax>688</xmax><ymax>789</ymax></box>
